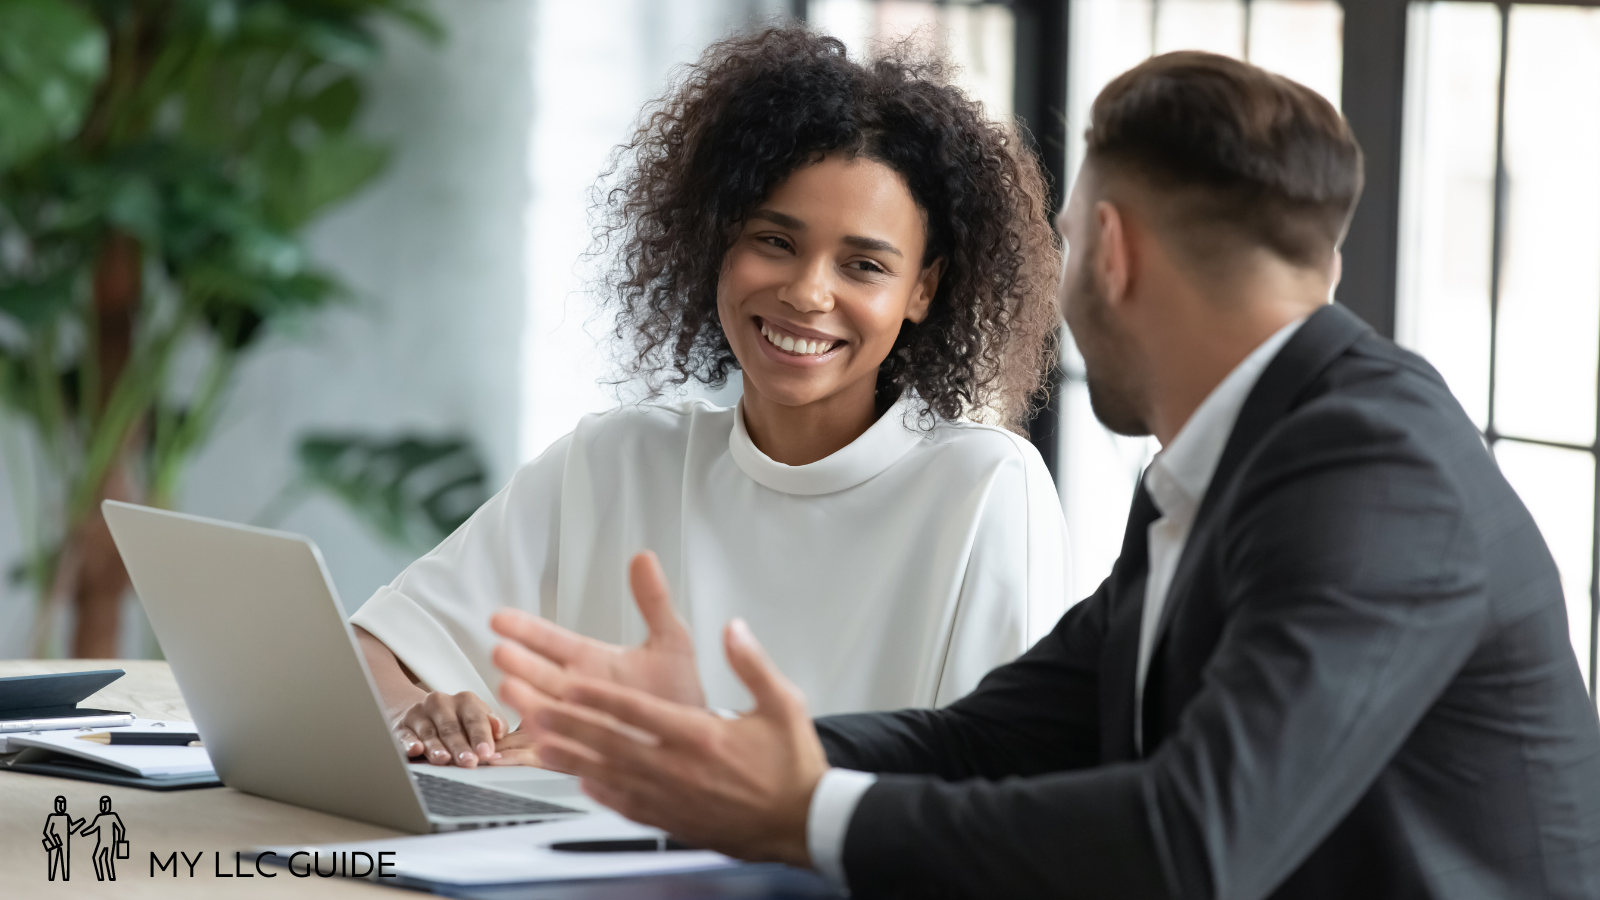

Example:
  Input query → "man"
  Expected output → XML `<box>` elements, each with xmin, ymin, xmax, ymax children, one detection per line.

<box><xmin>42</xmin><ymin>794</ymin><xmax>84</xmax><ymax>881</ymax></box>
<box><xmin>488</xmin><ymin>52</ymin><xmax>1600</xmax><ymax>898</ymax></box>
<box><xmin>81</xmin><ymin>794</ymin><xmax>126</xmax><ymax>882</ymax></box>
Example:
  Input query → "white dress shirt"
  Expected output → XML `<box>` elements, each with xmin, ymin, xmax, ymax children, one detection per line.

<box><xmin>352</xmin><ymin>394</ymin><xmax>1070</xmax><ymax>719</ymax></box>
<box><xmin>806</xmin><ymin>317</ymin><xmax>1307</xmax><ymax>889</ymax></box>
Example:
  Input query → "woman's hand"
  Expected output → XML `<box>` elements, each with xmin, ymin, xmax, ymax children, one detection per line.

<box><xmin>391</xmin><ymin>690</ymin><xmax>508</xmax><ymax>768</ymax></box>
<box><xmin>484</xmin><ymin>728</ymin><xmax>547</xmax><ymax>767</ymax></box>
<box><xmin>490</xmin><ymin>551</ymin><xmax>706</xmax><ymax>724</ymax></box>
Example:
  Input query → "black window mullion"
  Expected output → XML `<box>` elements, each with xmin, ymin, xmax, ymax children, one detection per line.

<box><xmin>1485</xmin><ymin>3</ymin><xmax>1510</xmax><ymax>448</ymax></box>
<box><xmin>1335</xmin><ymin>0</ymin><xmax>1409</xmax><ymax>339</ymax></box>
<box><xmin>1151</xmin><ymin>0</ymin><xmax>1162</xmax><ymax>57</ymax></box>
<box><xmin>1243</xmin><ymin>0</ymin><xmax>1255</xmax><ymax>59</ymax></box>
<box><xmin>1012</xmin><ymin>0</ymin><xmax>1072</xmax><ymax>481</ymax></box>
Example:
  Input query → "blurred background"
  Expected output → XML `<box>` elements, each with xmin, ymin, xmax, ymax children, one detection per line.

<box><xmin>2</xmin><ymin>0</ymin><xmax>1596</xmax><ymax>717</ymax></box>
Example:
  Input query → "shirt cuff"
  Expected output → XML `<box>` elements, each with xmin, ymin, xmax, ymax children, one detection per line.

<box><xmin>806</xmin><ymin>768</ymin><xmax>877</xmax><ymax>892</ymax></box>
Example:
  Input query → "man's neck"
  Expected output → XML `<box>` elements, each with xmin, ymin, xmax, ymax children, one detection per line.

<box><xmin>1145</xmin><ymin>292</ymin><xmax>1323</xmax><ymax>446</ymax></box>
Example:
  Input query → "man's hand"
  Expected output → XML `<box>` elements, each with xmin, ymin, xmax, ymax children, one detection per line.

<box><xmin>490</xmin><ymin>551</ymin><xmax>707</xmax><ymax>722</ymax></box>
<box><xmin>505</xmin><ymin>617</ymin><xmax>829</xmax><ymax>868</ymax></box>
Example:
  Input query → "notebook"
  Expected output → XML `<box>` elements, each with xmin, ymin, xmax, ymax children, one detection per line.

<box><xmin>3</xmin><ymin>718</ymin><xmax>221</xmax><ymax>790</ymax></box>
<box><xmin>0</xmin><ymin>669</ymin><xmax>133</xmax><ymax>746</ymax></box>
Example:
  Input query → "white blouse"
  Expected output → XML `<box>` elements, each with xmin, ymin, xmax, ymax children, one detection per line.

<box><xmin>350</xmin><ymin>396</ymin><xmax>1070</xmax><ymax>719</ymax></box>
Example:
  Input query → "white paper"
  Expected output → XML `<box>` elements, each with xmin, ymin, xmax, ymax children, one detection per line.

<box><xmin>259</xmin><ymin>811</ymin><xmax>738</xmax><ymax>886</ymax></box>
<box><xmin>4</xmin><ymin>718</ymin><xmax>215</xmax><ymax>778</ymax></box>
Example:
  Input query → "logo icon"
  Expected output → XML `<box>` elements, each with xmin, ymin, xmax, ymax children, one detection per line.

<box><xmin>42</xmin><ymin>795</ymin><xmax>128</xmax><ymax>882</ymax></box>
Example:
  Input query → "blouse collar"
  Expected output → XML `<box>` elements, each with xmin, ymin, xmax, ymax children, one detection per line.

<box><xmin>728</xmin><ymin>393</ymin><xmax>926</xmax><ymax>496</ymax></box>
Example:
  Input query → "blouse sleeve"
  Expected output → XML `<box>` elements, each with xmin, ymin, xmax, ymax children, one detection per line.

<box><xmin>348</xmin><ymin>432</ymin><xmax>574</xmax><ymax>725</ymax></box>
<box><xmin>933</xmin><ymin>437</ymin><xmax>1071</xmax><ymax>706</ymax></box>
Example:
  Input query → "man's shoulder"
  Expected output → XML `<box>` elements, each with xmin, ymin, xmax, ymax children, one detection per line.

<box><xmin>1275</xmin><ymin>333</ymin><xmax>1477</xmax><ymax>459</ymax></box>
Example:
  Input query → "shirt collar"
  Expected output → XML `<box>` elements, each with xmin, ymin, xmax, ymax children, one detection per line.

<box><xmin>729</xmin><ymin>393</ymin><xmax>926</xmax><ymax>496</ymax></box>
<box><xmin>1145</xmin><ymin>316</ymin><xmax>1308</xmax><ymax>519</ymax></box>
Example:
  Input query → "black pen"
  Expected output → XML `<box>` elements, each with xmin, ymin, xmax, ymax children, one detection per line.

<box><xmin>548</xmin><ymin>838</ymin><xmax>698</xmax><ymax>853</ymax></box>
<box><xmin>78</xmin><ymin>731</ymin><xmax>203</xmax><ymax>747</ymax></box>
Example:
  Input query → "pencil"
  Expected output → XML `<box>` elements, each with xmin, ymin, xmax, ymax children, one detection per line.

<box><xmin>77</xmin><ymin>732</ymin><xmax>202</xmax><ymax>747</ymax></box>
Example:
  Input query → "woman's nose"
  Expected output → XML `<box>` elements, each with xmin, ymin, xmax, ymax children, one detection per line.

<box><xmin>778</xmin><ymin>258</ymin><xmax>834</xmax><ymax>313</ymax></box>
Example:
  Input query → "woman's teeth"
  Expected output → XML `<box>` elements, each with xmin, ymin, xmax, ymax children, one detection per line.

<box><xmin>761</xmin><ymin>322</ymin><xmax>836</xmax><ymax>357</ymax></box>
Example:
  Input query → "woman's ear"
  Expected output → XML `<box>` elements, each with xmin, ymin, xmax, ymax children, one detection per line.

<box><xmin>905</xmin><ymin>257</ymin><xmax>945</xmax><ymax>324</ymax></box>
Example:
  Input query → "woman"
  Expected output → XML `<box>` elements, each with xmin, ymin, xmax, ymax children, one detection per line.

<box><xmin>352</xmin><ymin>25</ymin><xmax>1066</xmax><ymax>769</ymax></box>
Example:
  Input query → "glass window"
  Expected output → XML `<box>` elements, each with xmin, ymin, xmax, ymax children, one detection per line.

<box><xmin>1397</xmin><ymin>1</ymin><xmax>1600</xmax><ymax>703</ymax></box>
<box><xmin>1396</xmin><ymin>1</ymin><xmax>1500</xmax><ymax>430</ymax></box>
<box><xmin>1155</xmin><ymin>0</ymin><xmax>1246</xmax><ymax>57</ymax></box>
<box><xmin>1495</xmin><ymin>441</ymin><xmax>1595</xmax><ymax>687</ymax></box>
<box><xmin>1494</xmin><ymin>5</ymin><xmax>1600</xmax><ymax>447</ymax></box>
<box><xmin>808</xmin><ymin>0</ymin><xmax>1016</xmax><ymax>117</ymax></box>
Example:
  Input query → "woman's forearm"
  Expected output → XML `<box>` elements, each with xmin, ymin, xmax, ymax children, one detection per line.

<box><xmin>354</xmin><ymin>625</ymin><xmax>427</xmax><ymax>718</ymax></box>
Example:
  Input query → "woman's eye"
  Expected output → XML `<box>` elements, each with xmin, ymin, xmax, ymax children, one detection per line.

<box><xmin>759</xmin><ymin>235</ymin><xmax>794</xmax><ymax>252</ymax></box>
<box><xmin>849</xmin><ymin>259</ymin><xmax>888</xmax><ymax>275</ymax></box>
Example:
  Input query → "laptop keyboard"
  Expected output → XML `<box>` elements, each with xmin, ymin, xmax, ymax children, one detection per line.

<box><xmin>413</xmin><ymin>771</ymin><xmax>581</xmax><ymax>819</ymax></box>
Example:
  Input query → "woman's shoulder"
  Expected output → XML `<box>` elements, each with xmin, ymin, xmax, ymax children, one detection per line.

<box><xmin>914</xmin><ymin>415</ymin><xmax>1051</xmax><ymax>474</ymax></box>
<box><xmin>573</xmin><ymin>397</ymin><xmax>735</xmax><ymax>441</ymax></box>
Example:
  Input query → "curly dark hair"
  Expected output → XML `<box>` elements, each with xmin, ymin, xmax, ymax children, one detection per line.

<box><xmin>591</xmin><ymin>24</ymin><xmax>1061</xmax><ymax>430</ymax></box>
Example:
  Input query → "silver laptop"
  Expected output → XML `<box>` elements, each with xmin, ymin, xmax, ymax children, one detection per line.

<box><xmin>103</xmin><ymin>500</ymin><xmax>592</xmax><ymax>832</ymax></box>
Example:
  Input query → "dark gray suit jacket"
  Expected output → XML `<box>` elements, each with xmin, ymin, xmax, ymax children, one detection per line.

<box><xmin>816</xmin><ymin>304</ymin><xmax>1600</xmax><ymax>899</ymax></box>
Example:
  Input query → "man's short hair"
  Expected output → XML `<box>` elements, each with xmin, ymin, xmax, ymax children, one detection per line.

<box><xmin>1085</xmin><ymin>51</ymin><xmax>1364</xmax><ymax>270</ymax></box>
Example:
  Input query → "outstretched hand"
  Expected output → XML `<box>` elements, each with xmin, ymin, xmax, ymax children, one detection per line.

<box><xmin>507</xmin><ymin>617</ymin><xmax>829</xmax><ymax>867</ymax></box>
<box><xmin>489</xmin><ymin>551</ymin><xmax>707</xmax><ymax>755</ymax></box>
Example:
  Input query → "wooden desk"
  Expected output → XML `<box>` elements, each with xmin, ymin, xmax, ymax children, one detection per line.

<box><xmin>0</xmin><ymin>660</ymin><xmax>842</xmax><ymax>899</ymax></box>
<box><xmin>1</xmin><ymin>659</ymin><xmax>399</xmax><ymax>898</ymax></box>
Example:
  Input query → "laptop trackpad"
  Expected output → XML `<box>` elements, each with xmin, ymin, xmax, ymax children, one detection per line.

<box><xmin>425</xmin><ymin>765</ymin><xmax>583</xmax><ymax>797</ymax></box>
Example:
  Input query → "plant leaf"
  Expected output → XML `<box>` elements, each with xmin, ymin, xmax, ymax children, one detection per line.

<box><xmin>0</xmin><ymin>270</ymin><xmax>77</xmax><ymax>329</ymax></box>
<box><xmin>0</xmin><ymin>0</ymin><xmax>107</xmax><ymax>171</ymax></box>
<box><xmin>296</xmin><ymin>432</ymin><xmax>489</xmax><ymax>550</ymax></box>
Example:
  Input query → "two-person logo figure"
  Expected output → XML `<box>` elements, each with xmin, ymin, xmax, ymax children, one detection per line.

<box><xmin>43</xmin><ymin>795</ymin><xmax>126</xmax><ymax>882</ymax></box>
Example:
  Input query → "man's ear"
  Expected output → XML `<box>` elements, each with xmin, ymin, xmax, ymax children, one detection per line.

<box><xmin>906</xmin><ymin>257</ymin><xmax>945</xmax><ymax>324</ymax></box>
<box><xmin>1095</xmin><ymin>200</ymin><xmax>1131</xmax><ymax>308</ymax></box>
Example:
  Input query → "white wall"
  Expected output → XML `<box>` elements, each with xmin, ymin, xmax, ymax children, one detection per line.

<box><xmin>177</xmin><ymin>0</ymin><xmax>538</xmax><ymax>616</ymax></box>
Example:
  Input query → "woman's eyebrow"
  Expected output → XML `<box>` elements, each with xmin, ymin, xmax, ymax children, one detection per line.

<box><xmin>749</xmin><ymin>208</ymin><xmax>903</xmax><ymax>258</ymax></box>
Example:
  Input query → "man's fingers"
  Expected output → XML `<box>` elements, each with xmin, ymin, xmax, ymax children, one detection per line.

<box><xmin>490</xmin><ymin>609</ymin><xmax>607</xmax><ymax>670</ymax></box>
<box><xmin>629</xmin><ymin>551</ymin><xmax>688</xmax><ymax>643</ymax></box>
<box><xmin>535</xmin><ymin>703</ymin><xmax>662</xmax><ymax>765</ymax></box>
<box><xmin>527</xmin><ymin>732</ymin><xmax>609</xmax><ymax>778</ymax></box>
<box><xmin>491</xmin><ymin>642</ymin><xmax>570</xmax><ymax>698</ymax></box>
<box><xmin>561</xmin><ymin>676</ymin><xmax>709</xmax><ymax>747</ymax></box>
<box><xmin>723</xmin><ymin>619</ymin><xmax>802</xmax><ymax>717</ymax></box>
<box><xmin>499</xmin><ymin>675</ymin><xmax>558</xmax><ymax>723</ymax></box>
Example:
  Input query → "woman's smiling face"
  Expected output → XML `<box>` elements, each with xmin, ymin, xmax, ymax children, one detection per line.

<box><xmin>717</xmin><ymin>154</ymin><xmax>942</xmax><ymax>420</ymax></box>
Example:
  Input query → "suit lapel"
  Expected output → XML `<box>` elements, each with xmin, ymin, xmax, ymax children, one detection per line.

<box><xmin>1100</xmin><ymin>483</ymin><xmax>1158</xmax><ymax>762</ymax></box>
<box><xmin>1140</xmin><ymin>304</ymin><xmax>1371</xmax><ymax>717</ymax></box>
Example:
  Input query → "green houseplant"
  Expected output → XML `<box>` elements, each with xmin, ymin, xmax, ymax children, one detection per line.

<box><xmin>0</xmin><ymin>0</ymin><xmax>441</xmax><ymax>656</ymax></box>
